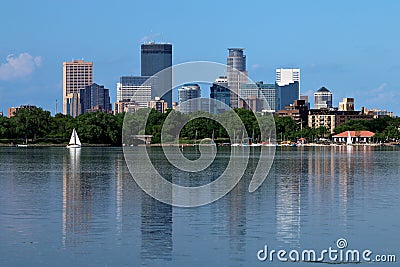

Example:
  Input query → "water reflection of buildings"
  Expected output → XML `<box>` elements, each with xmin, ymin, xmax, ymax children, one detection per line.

<box><xmin>62</xmin><ymin>148</ymin><xmax>93</xmax><ymax>247</ymax></box>
<box><xmin>227</xmin><ymin>175</ymin><xmax>247</xmax><ymax>261</ymax></box>
<box><xmin>114</xmin><ymin>154</ymin><xmax>142</xmax><ymax>236</ymax></box>
<box><xmin>306</xmin><ymin>146</ymin><xmax>374</xmax><ymax>231</ymax></box>
<box><xmin>140</xmin><ymin>149</ymin><xmax>173</xmax><ymax>263</ymax></box>
<box><xmin>275</xmin><ymin>149</ymin><xmax>302</xmax><ymax>246</ymax></box>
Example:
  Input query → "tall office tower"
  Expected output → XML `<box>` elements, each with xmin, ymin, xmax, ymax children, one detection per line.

<box><xmin>275</xmin><ymin>68</ymin><xmax>300</xmax><ymax>109</ymax></box>
<box><xmin>178</xmin><ymin>83</ymin><xmax>201</xmax><ymax>114</ymax></box>
<box><xmin>62</xmin><ymin>60</ymin><xmax>93</xmax><ymax>117</ymax></box>
<box><xmin>210</xmin><ymin>76</ymin><xmax>230</xmax><ymax>114</ymax></box>
<box><xmin>141</xmin><ymin>43</ymin><xmax>172</xmax><ymax>107</ymax></box>
<box><xmin>227</xmin><ymin>48</ymin><xmax>248</xmax><ymax>108</ymax></box>
<box><xmin>314</xmin><ymin>87</ymin><xmax>333</xmax><ymax>109</ymax></box>
<box><xmin>239</xmin><ymin>82</ymin><xmax>279</xmax><ymax>112</ymax></box>
<box><xmin>339</xmin><ymin>97</ymin><xmax>354</xmax><ymax>111</ymax></box>
<box><xmin>116</xmin><ymin>76</ymin><xmax>157</xmax><ymax>108</ymax></box>
<box><xmin>80</xmin><ymin>83</ymin><xmax>111</xmax><ymax>113</ymax></box>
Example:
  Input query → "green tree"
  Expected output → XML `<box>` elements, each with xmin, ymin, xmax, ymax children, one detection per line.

<box><xmin>10</xmin><ymin>107</ymin><xmax>51</xmax><ymax>142</ymax></box>
<box><xmin>0</xmin><ymin>116</ymin><xmax>10</xmax><ymax>140</ymax></box>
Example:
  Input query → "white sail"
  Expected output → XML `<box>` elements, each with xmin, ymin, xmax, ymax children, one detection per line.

<box><xmin>346</xmin><ymin>131</ymin><xmax>352</xmax><ymax>145</ymax></box>
<box><xmin>67</xmin><ymin>128</ymin><xmax>81</xmax><ymax>147</ymax></box>
<box><xmin>74</xmin><ymin>129</ymin><xmax>81</xmax><ymax>146</ymax></box>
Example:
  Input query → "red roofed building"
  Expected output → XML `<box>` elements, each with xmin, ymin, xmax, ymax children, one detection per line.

<box><xmin>333</xmin><ymin>130</ymin><xmax>375</xmax><ymax>143</ymax></box>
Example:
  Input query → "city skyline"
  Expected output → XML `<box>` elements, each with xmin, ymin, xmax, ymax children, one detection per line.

<box><xmin>0</xmin><ymin>1</ymin><xmax>399</xmax><ymax>115</ymax></box>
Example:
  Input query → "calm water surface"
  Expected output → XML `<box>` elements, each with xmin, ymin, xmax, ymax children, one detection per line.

<box><xmin>0</xmin><ymin>146</ymin><xmax>399</xmax><ymax>266</ymax></box>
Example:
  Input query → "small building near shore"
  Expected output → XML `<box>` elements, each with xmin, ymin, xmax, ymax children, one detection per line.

<box><xmin>333</xmin><ymin>130</ymin><xmax>375</xmax><ymax>143</ymax></box>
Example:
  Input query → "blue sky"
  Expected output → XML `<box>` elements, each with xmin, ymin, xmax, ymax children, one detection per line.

<box><xmin>0</xmin><ymin>0</ymin><xmax>399</xmax><ymax>115</ymax></box>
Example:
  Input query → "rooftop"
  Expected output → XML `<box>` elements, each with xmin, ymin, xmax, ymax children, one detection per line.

<box><xmin>316</xmin><ymin>86</ymin><xmax>331</xmax><ymax>93</ymax></box>
<box><xmin>333</xmin><ymin>130</ymin><xmax>375</xmax><ymax>138</ymax></box>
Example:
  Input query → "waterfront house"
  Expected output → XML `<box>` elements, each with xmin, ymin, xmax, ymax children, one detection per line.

<box><xmin>333</xmin><ymin>130</ymin><xmax>375</xmax><ymax>143</ymax></box>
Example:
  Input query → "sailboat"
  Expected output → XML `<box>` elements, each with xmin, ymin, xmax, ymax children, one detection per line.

<box><xmin>67</xmin><ymin>128</ymin><xmax>81</xmax><ymax>148</ymax></box>
<box><xmin>346</xmin><ymin>131</ymin><xmax>353</xmax><ymax>146</ymax></box>
<box><xmin>16</xmin><ymin>138</ymin><xmax>28</xmax><ymax>147</ymax></box>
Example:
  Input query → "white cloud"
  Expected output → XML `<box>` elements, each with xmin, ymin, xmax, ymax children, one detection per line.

<box><xmin>368</xmin><ymin>82</ymin><xmax>387</xmax><ymax>93</ymax></box>
<box><xmin>139</xmin><ymin>33</ymin><xmax>161</xmax><ymax>43</ymax></box>
<box><xmin>0</xmin><ymin>53</ymin><xmax>42</xmax><ymax>81</ymax></box>
<box><xmin>302</xmin><ymin>89</ymin><xmax>313</xmax><ymax>97</ymax></box>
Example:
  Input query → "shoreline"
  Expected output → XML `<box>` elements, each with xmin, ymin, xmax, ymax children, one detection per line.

<box><xmin>1</xmin><ymin>142</ymin><xmax>399</xmax><ymax>148</ymax></box>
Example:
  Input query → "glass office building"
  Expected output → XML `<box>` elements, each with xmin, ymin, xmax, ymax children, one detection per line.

<box><xmin>141</xmin><ymin>43</ymin><xmax>172</xmax><ymax>107</ymax></box>
<box><xmin>80</xmin><ymin>83</ymin><xmax>111</xmax><ymax>113</ymax></box>
<box><xmin>178</xmin><ymin>83</ymin><xmax>201</xmax><ymax>114</ymax></box>
<box><xmin>210</xmin><ymin>76</ymin><xmax>230</xmax><ymax>114</ymax></box>
<box><xmin>239</xmin><ymin>82</ymin><xmax>279</xmax><ymax>112</ymax></box>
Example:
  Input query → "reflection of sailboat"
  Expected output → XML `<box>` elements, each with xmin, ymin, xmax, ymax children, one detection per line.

<box><xmin>62</xmin><ymin>147</ymin><xmax>83</xmax><ymax>247</ymax></box>
<box><xmin>231</xmin><ymin>130</ymin><xmax>240</xmax><ymax>147</ymax></box>
<box><xmin>67</xmin><ymin>128</ymin><xmax>81</xmax><ymax>148</ymax></box>
<box><xmin>346</xmin><ymin>131</ymin><xmax>353</xmax><ymax>146</ymax></box>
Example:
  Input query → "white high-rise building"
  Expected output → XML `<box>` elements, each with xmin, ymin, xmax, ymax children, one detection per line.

<box><xmin>276</xmin><ymin>68</ymin><xmax>300</xmax><ymax>86</ymax></box>
<box><xmin>275</xmin><ymin>68</ymin><xmax>300</xmax><ymax>109</ymax></box>
<box><xmin>116</xmin><ymin>76</ymin><xmax>155</xmax><ymax>108</ymax></box>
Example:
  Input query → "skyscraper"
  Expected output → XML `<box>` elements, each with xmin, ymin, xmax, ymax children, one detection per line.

<box><xmin>276</xmin><ymin>68</ymin><xmax>300</xmax><ymax>109</ymax></box>
<box><xmin>141</xmin><ymin>43</ymin><xmax>172</xmax><ymax>107</ymax></box>
<box><xmin>80</xmin><ymin>83</ymin><xmax>111</xmax><ymax>113</ymax></box>
<box><xmin>314</xmin><ymin>87</ymin><xmax>333</xmax><ymax>109</ymax></box>
<box><xmin>210</xmin><ymin>76</ymin><xmax>230</xmax><ymax>114</ymax></box>
<box><xmin>227</xmin><ymin>48</ymin><xmax>248</xmax><ymax>108</ymax></box>
<box><xmin>239</xmin><ymin>82</ymin><xmax>279</xmax><ymax>112</ymax></box>
<box><xmin>178</xmin><ymin>83</ymin><xmax>201</xmax><ymax>114</ymax></box>
<box><xmin>62</xmin><ymin>60</ymin><xmax>93</xmax><ymax>117</ymax></box>
<box><xmin>116</xmin><ymin>76</ymin><xmax>155</xmax><ymax>108</ymax></box>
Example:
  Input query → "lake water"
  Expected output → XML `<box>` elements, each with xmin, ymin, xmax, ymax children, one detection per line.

<box><xmin>0</xmin><ymin>146</ymin><xmax>399</xmax><ymax>266</ymax></box>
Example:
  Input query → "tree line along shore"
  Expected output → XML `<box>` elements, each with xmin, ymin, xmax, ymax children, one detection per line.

<box><xmin>0</xmin><ymin>106</ymin><xmax>399</xmax><ymax>146</ymax></box>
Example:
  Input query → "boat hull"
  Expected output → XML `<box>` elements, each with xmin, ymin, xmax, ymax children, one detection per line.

<box><xmin>66</xmin><ymin>144</ymin><xmax>81</xmax><ymax>148</ymax></box>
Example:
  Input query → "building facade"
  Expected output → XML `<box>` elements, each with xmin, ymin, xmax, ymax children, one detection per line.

<box><xmin>178</xmin><ymin>83</ymin><xmax>201</xmax><ymax>114</ymax></box>
<box><xmin>210</xmin><ymin>76</ymin><xmax>230</xmax><ymax>114</ymax></box>
<box><xmin>148</xmin><ymin>97</ymin><xmax>168</xmax><ymax>113</ymax></box>
<box><xmin>227</xmin><ymin>48</ymin><xmax>248</xmax><ymax>108</ymax></box>
<box><xmin>308</xmin><ymin>109</ymin><xmax>373</xmax><ymax>134</ymax></box>
<box><xmin>300</xmin><ymin>95</ymin><xmax>310</xmax><ymax>109</ymax></box>
<box><xmin>114</xmin><ymin>100</ymin><xmax>140</xmax><ymax>114</ymax></box>
<box><xmin>362</xmin><ymin>107</ymin><xmax>394</xmax><ymax>118</ymax></box>
<box><xmin>80</xmin><ymin>83</ymin><xmax>111</xmax><ymax>113</ymax></box>
<box><xmin>62</xmin><ymin>60</ymin><xmax>93</xmax><ymax>117</ymax></box>
<box><xmin>7</xmin><ymin>105</ymin><xmax>37</xmax><ymax>118</ymax></box>
<box><xmin>333</xmin><ymin>130</ymin><xmax>375</xmax><ymax>143</ymax></box>
<box><xmin>239</xmin><ymin>82</ymin><xmax>279</xmax><ymax>112</ymax></box>
<box><xmin>338</xmin><ymin>98</ymin><xmax>355</xmax><ymax>111</ymax></box>
<box><xmin>141</xmin><ymin>43</ymin><xmax>172</xmax><ymax>107</ymax></box>
<box><xmin>275</xmin><ymin>68</ymin><xmax>300</xmax><ymax>109</ymax></box>
<box><xmin>314</xmin><ymin>87</ymin><xmax>333</xmax><ymax>109</ymax></box>
<box><xmin>116</xmin><ymin>76</ymin><xmax>155</xmax><ymax>108</ymax></box>
<box><xmin>277</xmin><ymin>99</ymin><xmax>309</xmax><ymax>128</ymax></box>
